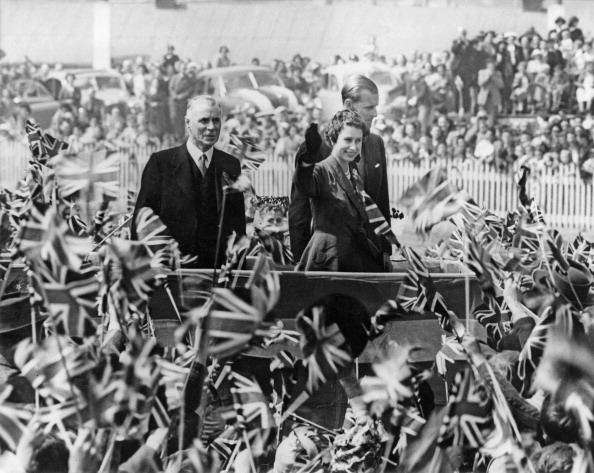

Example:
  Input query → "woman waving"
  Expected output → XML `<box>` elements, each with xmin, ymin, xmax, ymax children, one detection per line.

<box><xmin>294</xmin><ymin>110</ymin><xmax>385</xmax><ymax>272</ymax></box>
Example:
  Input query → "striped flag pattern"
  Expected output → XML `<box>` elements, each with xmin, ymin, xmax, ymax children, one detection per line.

<box><xmin>0</xmin><ymin>388</ymin><xmax>33</xmax><ymax>452</ymax></box>
<box><xmin>360</xmin><ymin>188</ymin><xmax>401</xmax><ymax>248</ymax></box>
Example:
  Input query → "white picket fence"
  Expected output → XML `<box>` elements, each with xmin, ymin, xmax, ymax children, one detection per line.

<box><xmin>1</xmin><ymin>140</ymin><xmax>593</xmax><ymax>231</ymax></box>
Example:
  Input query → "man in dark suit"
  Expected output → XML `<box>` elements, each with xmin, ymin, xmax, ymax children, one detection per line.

<box><xmin>132</xmin><ymin>95</ymin><xmax>245</xmax><ymax>269</ymax></box>
<box><xmin>288</xmin><ymin>74</ymin><xmax>391</xmax><ymax>267</ymax></box>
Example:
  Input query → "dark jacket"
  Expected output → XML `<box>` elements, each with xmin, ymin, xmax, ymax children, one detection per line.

<box><xmin>131</xmin><ymin>143</ymin><xmax>246</xmax><ymax>263</ymax></box>
<box><xmin>288</xmin><ymin>132</ymin><xmax>390</xmax><ymax>261</ymax></box>
<box><xmin>294</xmin><ymin>154</ymin><xmax>382</xmax><ymax>273</ymax></box>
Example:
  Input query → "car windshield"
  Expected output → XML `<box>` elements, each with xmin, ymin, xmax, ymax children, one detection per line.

<box><xmin>251</xmin><ymin>71</ymin><xmax>283</xmax><ymax>87</ymax></box>
<box><xmin>95</xmin><ymin>76</ymin><xmax>124</xmax><ymax>90</ymax></box>
<box><xmin>222</xmin><ymin>72</ymin><xmax>254</xmax><ymax>91</ymax></box>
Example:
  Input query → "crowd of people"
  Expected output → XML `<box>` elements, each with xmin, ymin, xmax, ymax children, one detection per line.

<box><xmin>2</xmin><ymin>110</ymin><xmax>594</xmax><ymax>473</ymax></box>
<box><xmin>2</xmin><ymin>13</ymin><xmax>594</xmax><ymax>472</ymax></box>
<box><xmin>1</xmin><ymin>14</ymin><xmax>594</xmax><ymax>179</ymax></box>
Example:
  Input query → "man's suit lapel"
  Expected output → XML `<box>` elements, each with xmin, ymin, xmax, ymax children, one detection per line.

<box><xmin>171</xmin><ymin>143</ymin><xmax>196</xmax><ymax>205</ymax></box>
<box><xmin>327</xmin><ymin>156</ymin><xmax>367</xmax><ymax>222</ymax></box>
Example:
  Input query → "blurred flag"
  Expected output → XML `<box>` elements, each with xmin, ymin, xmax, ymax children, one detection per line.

<box><xmin>227</xmin><ymin>133</ymin><xmax>267</xmax><ymax>172</ymax></box>
<box><xmin>296</xmin><ymin>305</ymin><xmax>352</xmax><ymax>394</ymax></box>
<box><xmin>54</xmin><ymin>149</ymin><xmax>120</xmax><ymax>201</ymax></box>
<box><xmin>229</xmin><ymin>371</ymin><xmax>275</xmax><ymax>453</ymax></box>
<box><xmin>207</xmin><ymin>287</ymin><xmax>263</xmax><ymax>359</ymax></box>
<box><xmin>398</xmin><ymin>166</ymin><xmax>469</xmax><ymax>234</ymax></box>
<box><xmin>35</xmin><ymin>263</ymin><xmax>100</xmax><ymax>338</ymax></box>
<box><xmin>438</xmin><ymin>368</ymin><xmax>493</xmax><ymax>450</ymax></box>
<box><xmin>25</xmin><ymin>119</ymin><xmax>68</xmax><ymax>164</ymax></box>
<box><xmin>0</xmin><ymin>387</ymin><xmax>33</xmax><ymax>452</ymax></box>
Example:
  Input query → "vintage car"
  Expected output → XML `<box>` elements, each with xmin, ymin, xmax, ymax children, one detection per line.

<box><xmin>45</xmin><ymin>68</ymin><xmax>132</xmax><ymax>114</ymax></box>
<box><xmin>195</xmin><ymin>65</ymin><xmax>299</xmax><ymax>115</ymax></box>
<box><xmin>8</xmin><ymin>79</ymin><xmax>61</xmax><ymax>129</ymax></box>
<box><xmin>317</xmin><ymin>62</ymin><xmax>405</xmax><ymax>122</ymax></box>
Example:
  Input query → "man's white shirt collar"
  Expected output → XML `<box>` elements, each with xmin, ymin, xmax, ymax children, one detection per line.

<box><xmin>187</xmin><ymin>140</ymin><xmax>214</xmax><ymax>169</ymax></box>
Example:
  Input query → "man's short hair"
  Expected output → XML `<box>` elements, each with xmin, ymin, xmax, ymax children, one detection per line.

<box><xmin>186</xmin><ymin>95</ymin><xmax>221</xmax><ymax>116</ymax></box>
<box><xmin>341</xmin><ymin>74</ymin><xmax>379</xmax><ymax>104</ymax></box>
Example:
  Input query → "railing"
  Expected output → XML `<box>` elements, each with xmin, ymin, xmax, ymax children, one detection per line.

<box><xmin>1</xmin><ymin>140</ymin><xmax>593</xmax><ymax>231</ymax></box>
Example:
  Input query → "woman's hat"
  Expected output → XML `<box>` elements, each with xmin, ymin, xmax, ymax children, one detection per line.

<box><xmin>533</xmin><ymin>259</ymin><xmax>594</xmax><ymax>306</ymax></box>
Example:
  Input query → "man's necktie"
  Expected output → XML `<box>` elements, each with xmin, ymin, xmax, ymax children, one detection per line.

<box><xmin>197</xmin><ymin>154</ymin><xmax>207</xmax><ymax>177</ymax></box>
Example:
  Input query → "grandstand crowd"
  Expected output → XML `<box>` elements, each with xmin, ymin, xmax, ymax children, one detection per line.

<box><xmin>1</xmin><ymin>16</ymin><xmax>594</xmax><ymax>178</ymax></box>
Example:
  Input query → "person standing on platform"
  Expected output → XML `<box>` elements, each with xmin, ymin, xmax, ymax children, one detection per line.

<box><xmin>288</xmin><ymin>75</ymin><xmax>391</xmax><ymax>267</ymax></box>
<box><xmin>132</xmin><ymin>95</ymin><xmax>245</xmax><ymax>269</ymax></box>
<box><xmin>294</xmin><ymin>110</ymin><xmax>385</xmax><ymax>273</ymax></box>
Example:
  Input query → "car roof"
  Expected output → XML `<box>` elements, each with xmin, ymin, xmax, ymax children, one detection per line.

<box><xmin>198</xmin><ymin>65</ymin><xmax>274</xmax><ymax>77</ymax></box>
<box><xmin>323</xmin><ymin>62</ymin><xmax>394</xmax><ymax>75</ymax></box>
<box><xmin>48</xmin><ymin>68</ymin><xmax>121</xmax><ymax>78</ymax></box>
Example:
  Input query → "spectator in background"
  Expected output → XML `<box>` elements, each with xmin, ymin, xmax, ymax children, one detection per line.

<box><xmin>577</xmin><ymin>61</ymin><xmax>594</xmax><ymax>114</ymax></box>
<box><xmin>478</xmin><ymin>57</ymin><xmax>504</xmax><ymax>126</ymax></box>
<box><xmin>569</xmin><ymin>16</ymin><xmax>584</xmax><ymax>43</ymax></box>
<box><xmin>80</xmin><ymin>89</ymin><xmax>103</xmax><ymax>125</ymax></box>
<box><xmin>58</xmin><ymin>73</ymin><xmax>81</xmax><ymax>110</ymax></box>
<box><xmin>146</xmin><ymin>66</ymin><xmax>170</xmax><ymax>137</ymax></box>
<box><xmin>407</xmin><ymin>68</ymin><xmax>432</xmax><ymax>133</ymax></box>
<box><xmin>162</xmin><ymin>44</ymin><xmax>180</xmax><ymax>70</ymax></box>
<box><xmin>215</xmin><ymin>45</ymin><xmax>231</xmax><ymax>68</ymax></box>
<box><xmin>169</xmin><ymin>61</ymin><xmax>194</xmax><ymax>140</ymax></box>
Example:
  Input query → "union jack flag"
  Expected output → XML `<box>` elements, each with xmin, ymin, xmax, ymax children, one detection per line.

<box><xmin>397</xmin><ymin>247</ymin><xmax>458</xmax><ymax>333</ymax></box>
<box><xmin>104</xmin><ymin>238</ymin><xmax>161</xmax><ymax>318</ymax></box>
<box><xmin>438</xmin><ymin>368</ymin><xmax>493</xmax><ymax>450</ymax></box>
<box><xmin>296</xmin><ymin>305</ymin><xmax>353</xmax><ymax>394</ymax></box>
<box><xmin>25</xmin><ymin>119</ymin><xmax>68</xmax><ymax>164</ymax></box>
<box><xmin>35</xmin><ymin>263</ymin><xmax>100</xmax><ymax>338</ymax></box>
<box><xmin>207</xmin><ymin>287</ymin><xmax>263</xmax><ymax>359</ymax></box>
<box><xmin>229</xmin><ymin>371</ymin><xmax>275</xmax><ymax>437</ymax></box>
<box><xmin>54</xmin><ymin>149</ymin><xmax>120</xmax><ymax>201</ymax></box>
<box><xmin>473</xmin><ymin>297</ymin><xmax>511</xmax><ymax>348</ymax></box>
<box><xmin>208</xmin><ymin>433</ymin><xmax>239</xmax><ymax>465</ymax></box>
<box><xmin>217</xmin><ymin>232</ymin><xmax>251</xmax><ymax>287</ymax></box>
<box><xmin>17</xmin><ymin>205</ymin><xmax>89</xmax><ymax>272</ymax></box>
<box><xmin>134</xmin><ymin>206</ymin><xmax>173</xmax><ymax>255</ymax></box>
<box><xmin>17</xmin><ymin>335</ymin><xmax>97</xmax><ymax>402</ymax></box>
<box><xmin>269</xmin><ymin>350</ymin><xmax>297</xmax><ymax>420</ymax></box>
<box><xmin>0</xmin><ymin>387</ymin><xmax>33</xmax><ymax>452</ymax></box>
<box><xmin>227</xmin><ymin>133</ymin><xmax>267</xmax><ymax>172</ymax></box>
<box><xmin>517</xmin><ymin>305</ymin><xmax>556</xmax><ymax>396</ymax></box>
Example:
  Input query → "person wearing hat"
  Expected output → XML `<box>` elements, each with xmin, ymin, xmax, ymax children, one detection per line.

<box><xmin>550</xmin><ymin>16</ymin><xmax>567</xmax><ymax>37</ymax></box>
<box><xmin>289</xmin><ymin>75</ymin><xmax>391</xmax><ymax>268</ymax></box>
<box><xmin>162</xmin><ymin>44</ymin><xmax>180</xmax><ymax>71</ymax></box>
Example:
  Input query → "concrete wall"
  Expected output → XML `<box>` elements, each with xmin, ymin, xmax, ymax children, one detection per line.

<box><xmin>2</xmin><ymin>0</ymin><xmax>592</xmax><ymax>67</ymax></box>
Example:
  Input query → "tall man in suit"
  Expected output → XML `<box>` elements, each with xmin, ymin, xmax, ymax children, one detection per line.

<box><xmin>132</xmin><ymin>95</ymin><xmax>245</xmax><ymax>269</ymax></box>
<box><xmin>288</xmin><ymin>74</ymin><xmax>392</xmax><ymax>268</ymax></box>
